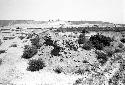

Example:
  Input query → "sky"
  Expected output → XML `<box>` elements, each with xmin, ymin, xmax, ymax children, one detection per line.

<box><xmin>0</xmin><ymin>0</ymin><xmax>124</xmax><ymax>24</ymax></box>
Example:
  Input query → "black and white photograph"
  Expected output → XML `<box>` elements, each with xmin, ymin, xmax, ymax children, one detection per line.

<box><xmin>0</xmin><ymin>0</ymin><xmax>125</xmax><ymax>85</ymax></box>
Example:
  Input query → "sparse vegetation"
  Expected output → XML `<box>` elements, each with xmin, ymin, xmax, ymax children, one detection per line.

<box><xmin>27</xmin><ymin>58</ymin><xmax>46</xmax><ymax>72</ymax></box>
<box><xmin>65</xmin><ymin>41</ymin><xmax>78</xmax><ymax>51</ymax></box>
<box><xmin>75</xmin><ymin>68</ymin><xmax>85</xmax><ymax>75</ymax></box>
<box><xmin>22</xmin><ymin>45</ymin><xmax>38</xmax><ymax>59</ymax></box>
<box><xmin>1</xmin><ymin>20</ymin><xmax>125</xmax><ymax>85</ymax></box>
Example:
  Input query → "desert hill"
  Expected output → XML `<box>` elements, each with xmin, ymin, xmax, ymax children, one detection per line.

<box><xmin>0</xmin><ymin>20</ymin><xmax>113</xmax><ymax>27</ymax></box>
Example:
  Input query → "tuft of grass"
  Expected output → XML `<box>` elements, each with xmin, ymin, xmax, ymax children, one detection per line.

<box><xmin>30</xmin><ymin>34</ymin><xmax>41</xmax><ymax>49</ymax></box>
<box><xmin>27</xmin><ymin>58</ymin><xmax>46</xmax><ymax>72</ymax></box>
<box><xmin>10</xmin><ymin>44</ymin><xmax>17</xmax><ymax>47</ymax></box>
<box><xmin>53</xmin><ymin>67</ymin><xmax>62</xmax><ymax>74</ymax></box>
<box><xmin>0</xmin><ymin>58</ymin><xmax>2</xmax><ymax>65</ymax></box>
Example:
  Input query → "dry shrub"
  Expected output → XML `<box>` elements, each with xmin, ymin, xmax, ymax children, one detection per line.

<box><xmin>121</xmin><ymin>38</ymin><xmax>125</xmax><ymax>43</ymax></box>
<box><xmin>10</xmin><ymin>44</ymin><xmax>17</xmax><ymax>47</ymax></box>
<box><xmin>0</xmin><ymin>50</ymin><xmax>5</xmax><ymax>54</ymax></box>
<box><xmin>82</xmin><ymin>41</ymin><xmax>93</xmax><ymax>50</ymax></box>
<box><xmin>89</xmin><ymin>34</ymin><xmax>112</xmax><ymax>50</ymax></box>
<box><xmin>95</xmin><ymin>51</ymin><xmax>108</xmax><ymax>65</ymax></box>
<box><xmin>27</xmin><ymin>58</ymin><xmax>46</xmax><ymax>72</ymax></box>
<box><xmin>53</xmin><ymin>67</ymin><xmax>63</xmax><ymax>74</ymax></box>
<box><xmin>22</xmin><ymin>45</ymin><xmax>38</xmax><ymax>59</ymax></box>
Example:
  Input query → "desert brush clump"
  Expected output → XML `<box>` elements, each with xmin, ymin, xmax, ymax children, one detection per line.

<box><xmin>51</xmin><ymin>44</ymin><xmax>62</xmax><ymax>56</ymax></box>
<box><xmin>0</xmin><ymin>50</ymin><xmax>6</xmax><ymax>54</ymax></box>
<box><xmin>78</xmin><ymin>29</ymin><xmax>88</xmax><ymax>44</ymax></box>
<box><xmin>120</xmin><ymin>38</ymin><xmax>125</xmax><ymax>43</ymax></box>
<box><xmin>53</xmin><ymin>67</ymin><xmax>63</xmax><ymax>74</ymax></box>
<box><xmin>22</xmin><ymin>45</ymin><xmax>38</xmax><ymax>59</ymax></box>
<box><xmin>30</xmin><ymin>34</ymin><xmax>41</xmax><ymax>49</ymax></box>
<box><xmin>78</xmin><ymin>33</ymin><xmax>86</xmax><ymax>44</ymax></box>
<box><xmin>95</xmin><ymin>51</ymin><xmax>108</xmax><ymax>65</ymax></box>
<box><xmin>10</xmin><ymin>44</ymin><xmax>17</xmax><ymax>47</ymax></box>
<box><xmin>89</xmin><ymin>34</ymin><xmax>112</xmax><ymax>50</ymax></box>
<box><xmin>43</xmin><ymin>36</ymin><xmax>54</xmax><ymax>46</ymax></box>
<box><xmin>27</xmin><ymin>58</ymin><xmax>46</xmax><ymax>72</ymax></box>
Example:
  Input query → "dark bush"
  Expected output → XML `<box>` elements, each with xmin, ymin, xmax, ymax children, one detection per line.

<box><xmin>120</xmin><ymin>38</ymin><xmax>125</xmax><ymax>43</ymax></box>
<box><xmin>89</xmin><ymin>34</ymin><xmax>112</xmax><ymax>50</ymax></box>
<box><xmin>27</xmin><ymin>58</ymin><xmax>45</xmax><ymax>72</ymax></box>
<box><xmin>30</xmin><ymin>34</ymin><xmax>41</xmax><ymax>48</ymax></box>
<box><xmin>44</xmin><ymin>36</ymin><xmax>54</xmax><ymax>46</ymax></box>
<box><xmin>54</xmin><ymin>67</ymin><xmax>62</xmax><ymax>74</ymax></box>
<box><xmin>10</xmin><ymin>44</ymin><xmax>17</xmax><ymax>47</ymax></box>
<box><xmin>51</xmin><ymin>45</ymin><xmax>62</xmax><ymax>56</ymax></box>
<box><xmin>22</xmin><ymin>45</ymin><xmax>38</xmax><ymax>59</ymax></box>
<box><xmin>95</xmin><ymin>51</ymin><xmax>108</xmax><ymax>65</ymax></box>
<box><xmin>78</xmin><ymin>34</ymin><xmax>86</xmax><ymax>44</ymax></box>
<box><xmin>0</xmin><ymin>50</ymin><xmax>5</xmax><ymax>54</ymax></box>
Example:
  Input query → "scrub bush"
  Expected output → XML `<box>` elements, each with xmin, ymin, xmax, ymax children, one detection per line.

<box><xmin>27</xmin><ymin>58</ymin><xmax>45</xmax><ymax>72</ymax></box>
<box><xmin>22</xmin><ymin>45</ymin><xmax>38</xmax><ymax>59</ymax></box>
<box><xmin>51</xmin><ymin>45</ymin><xmax>62</xmax><ymax>56</ymax></box>
<box><xmin>95</xmin><ymin>51</ymin><xmax>108</xmax><ymax>65</ymax></box>
<box><xmin>0</xmin><ymin>50</ymin><xmax>5</xmax><ymax>54</ymax></box>
<box><xmin>44</xmin><ymin>36</ymin><xmax>54</xmax><ymax>46</ymax></box>
<box><xmin>89</xmin><ymin>34</ymin><xmax>112</xmax><ymax>50</ymax></box>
